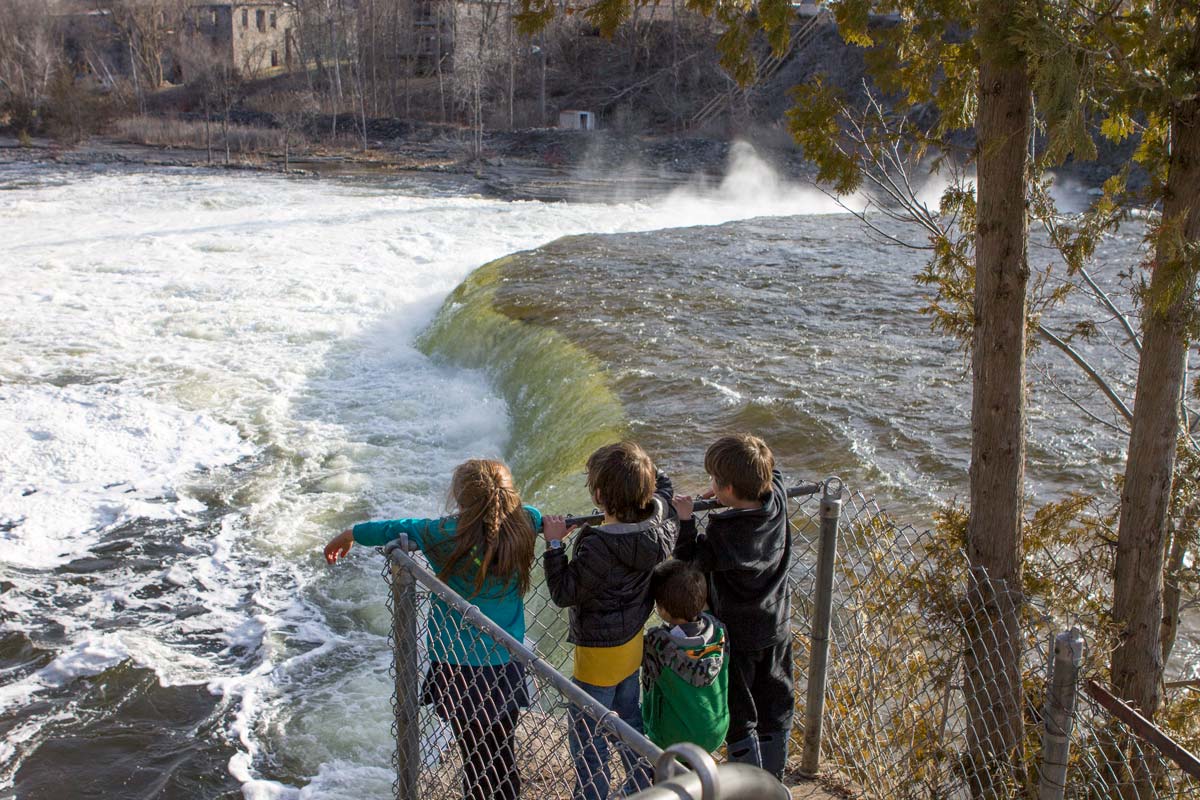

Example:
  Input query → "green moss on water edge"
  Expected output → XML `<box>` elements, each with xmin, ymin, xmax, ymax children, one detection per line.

<box><xmin>418</xmin><ymin>254</ymin><xmax>627</xmax><ymax>511</ymax></box>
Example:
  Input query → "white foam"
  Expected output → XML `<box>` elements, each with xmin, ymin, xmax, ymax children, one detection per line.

<box><xmin>36</xmin><ymin>633</ymin><xmax>131</xmax><ymax>685</ymax></box>
<box><xmin>0</xmin><ymin>634</ymin><xmax>130</xmax><ymax>716</ymax></box>
<box><xmin>0</xmin><ymin>384</ymin><xmax>250</xmax><ymax>569</ymax></box>
<box><xmin>700</xmin><ymin>376</ymin><xmax>745</xmax><ymax>405</ymax></box>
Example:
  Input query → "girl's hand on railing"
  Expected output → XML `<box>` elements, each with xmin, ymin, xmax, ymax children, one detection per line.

<box><xmin>324</xmin><ymin>529</ymin><xmax>355</xmax><ymax>564</ymax></box>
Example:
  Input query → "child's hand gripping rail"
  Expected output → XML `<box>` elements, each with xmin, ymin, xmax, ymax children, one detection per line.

<box><xmin>561</xmin><ymin>481</ymin><xmax>823</xmax><ymax>528</ymax></box>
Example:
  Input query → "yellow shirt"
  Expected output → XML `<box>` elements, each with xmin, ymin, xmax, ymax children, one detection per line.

<box><xmin>574</xmin><ymin>633</ymin><xmax>643</xmax><ymax>687</ymax></box>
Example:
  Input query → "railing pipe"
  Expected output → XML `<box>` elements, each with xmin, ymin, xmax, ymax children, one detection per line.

<box><xmin>1084</xmin><ymin>679</ymin><xmax>1200</xmax><ymax>780</ymax></box>
<box><xmin>389</xmin><ymin>560</ymin><xmax>420</xmax><ymax>800</ymax></box>
<box><xmin>385</xmin><ymin>543</ymin><xmax>666</xmax><ymax>769</ymax></box>
<box><xmin>654</xmin><ymin>743</ymin><xmax>719</xmax><ymax>798</ymax></box>
<box><xmin>564</xmin><ymin>482</ymin><xmax>822</xmax><ymax>528</ymax></box>
<box><xmin>630</xmin><ymin>763</ymin><xmax>790</xmax><ymax>800</ymax></box>
<box><xmin>800</xmin><ymin>477</ymin><xmax>843</xmax><ymax>778</ymax></box>
<box><xmin>1037</xmin><ymin>629</ymin><xmax>1084</xmax><ymax>800</ymax></box>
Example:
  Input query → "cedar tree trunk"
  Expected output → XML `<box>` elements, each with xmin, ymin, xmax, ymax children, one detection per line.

<box><xmin>965</xmin><ymin>2</ymin><xmax>1031</xmax><ymax>794</ymax></box>
<box><xmin>1112</xmin><ymin>26</ymin><xmax>1200</xmax><ymax>718</ymax></box>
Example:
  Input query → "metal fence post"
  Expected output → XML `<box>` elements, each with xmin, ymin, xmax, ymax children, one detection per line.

<box><xmin>1037</xmin><ymin>629</ymin><xmax>1085</xmax><ymax>800</ymax></box>
<box><xmin>800</xmin><ymin>477</ymin><xmax>843</xmax><ymax>778</ymax></box>
<box><xmin>391</xmin><ymin>560</ymin><xmax>420</xmax><ymax>800</ymax></box>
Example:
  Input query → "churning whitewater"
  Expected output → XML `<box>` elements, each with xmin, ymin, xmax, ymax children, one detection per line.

<box><xmin>0</xmin><ymin>150</ymin><xmax>862</xmax><ymax>798</ymax></box>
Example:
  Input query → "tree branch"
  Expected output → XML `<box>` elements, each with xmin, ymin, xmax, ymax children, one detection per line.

<box><xmin>1038</xmin><ymin>323</ymin><xmax>1135</xmax><ymax>424</ymax></box>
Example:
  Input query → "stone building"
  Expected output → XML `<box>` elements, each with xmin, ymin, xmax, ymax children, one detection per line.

<box><xmin>185</xmin><ymin>1</ymin><xmax>296</xmax><ymax>77</ymax></box>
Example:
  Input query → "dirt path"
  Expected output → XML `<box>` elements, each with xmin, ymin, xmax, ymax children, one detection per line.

<box><xmin>790</xmin><ymin>780</ymin><xmax>849</xmax><ymax>799</ymax></box>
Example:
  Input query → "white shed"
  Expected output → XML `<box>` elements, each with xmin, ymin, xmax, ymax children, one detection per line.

<box><xmin>558</xmin><ymin>110</ymin><xmax>597</xmax><ymax>130</ymax></box>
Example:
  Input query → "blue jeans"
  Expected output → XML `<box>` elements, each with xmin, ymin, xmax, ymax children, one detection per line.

<box><xmin>569</xmin><ymin>671</ymin><xmax>653</xmax><ymax>800</ymax></box>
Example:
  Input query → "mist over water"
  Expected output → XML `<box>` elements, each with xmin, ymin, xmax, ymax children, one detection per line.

<box><xmin>664</xmin><ymin>141</ymin><xmax>867</xmax><ymax>217</ymax></box>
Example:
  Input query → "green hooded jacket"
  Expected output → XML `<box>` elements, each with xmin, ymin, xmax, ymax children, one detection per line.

<box><xmin>641</xmin><ymin>613</ymin><xmax>730</xmax><ymax>752</ymax></box>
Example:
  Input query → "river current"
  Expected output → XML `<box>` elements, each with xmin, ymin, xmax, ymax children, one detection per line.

<box><xmin>0</xmin><ymin>151</ymin><xmax>1190</xmax><ymax>798</ymax></box>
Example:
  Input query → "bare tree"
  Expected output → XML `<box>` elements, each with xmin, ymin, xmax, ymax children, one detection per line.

<box><xmin>259</xmin><ymin>88</ymin><xmax>316</xmax><ymax>169</ymax></box>
<box><xmin>103</xmin><ymin>0</ymin><xmax>184</xmax><ymax>110</ymax></box>
<box><xmin>452</xmin><ymin>0</ymin><xmax>505</xmax><ymax>160</ymax></box>
<box><xmin>0</xmin><ymin>0</ymin><xmax>63</xmax><ymax>135</ymax></box>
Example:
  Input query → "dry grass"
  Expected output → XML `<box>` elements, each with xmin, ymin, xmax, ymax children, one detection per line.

<box><xmin>112</xmin><ymin>115</ymin><xmax>291</xmax><ymax>154</ymax></box>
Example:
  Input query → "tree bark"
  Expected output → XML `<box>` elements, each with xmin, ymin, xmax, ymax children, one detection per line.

<box><xmin>223</xmin><ymin>98</ymin><xmax>231</xmax><ymax>164</ymax></box>
<box><xmin>1112</xmin><ymin>25</ymin><xmax>1200</xmax><ymax>718</ymax></box>
<box><xmin>964</xmin><ymin>2</ymin><xmax>1031</xmax><ymax>794</ymax></box>
<box><xmin>435</xmin><ymin>10</ymin><xmax>446</xmax><ymax>123</ymax></box>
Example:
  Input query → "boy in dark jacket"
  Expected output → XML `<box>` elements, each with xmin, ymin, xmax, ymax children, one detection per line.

<box><xmin>543</xmin><ymin>441</ymin><xmax>677</xmax><ymax>800</ymax></box>
<box><xmin>672</xmin><ymin>433</ymin><xmax>793</xmax><ymax>779</ymax></box>
<box><xmin>642</xmin><ymin>559</ymin><xmax>729</xmax><ymax>752</ymax></box>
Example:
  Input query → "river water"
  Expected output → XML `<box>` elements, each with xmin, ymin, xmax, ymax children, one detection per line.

<box><xmin>0</xmin><ymin>151</ymin><xmax>1191</xmax><ymax>798</ymax></box>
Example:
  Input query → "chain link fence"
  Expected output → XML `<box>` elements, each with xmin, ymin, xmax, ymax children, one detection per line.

<box><xmin>384</xmin><ymin>547</ymin><xmax>665</xmax><ymax>800</ymax></box>
<box><xmin>785</xmin><ymin>485</ymin><xmax>1200</xmax><ymax>800</ymax></box>
<box><xmin>382</xmin><ymin>480</ymin><xmax>1200</xmax><ymax>800</ymax></box>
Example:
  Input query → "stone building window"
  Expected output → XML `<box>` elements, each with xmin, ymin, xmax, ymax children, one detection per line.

<box><xmin>256</xmin><ymin>10</ymin><xmax>265</xmax><ymax>31</ymax></box>
<box><xmin>242</xmin><ymin>8</ymin><xmax>248</xmax><ymax>27</ymax></box>
<box><xmin>271</xmin><ymin>49</ymin><xmax>279</xmax><ymax>67</ymax></box>
<box><xmin>270</xmin><ymin>11</ymin><xmax>277</xmax><ymax>28</ymax></box>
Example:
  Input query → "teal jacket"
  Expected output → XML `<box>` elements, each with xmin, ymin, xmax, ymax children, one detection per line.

<box><xmin>353</xmin><ymin>505</ymin><xmax>543</xmax><ymax>666</ymax></box>
<box><xmin>641</xmin><ymin>613</ymin><xmax>730</xmax><ymax>752</ymax></box>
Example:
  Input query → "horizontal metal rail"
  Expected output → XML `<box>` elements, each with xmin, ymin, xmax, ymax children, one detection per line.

<box><xmin>564</xmin><ymin>482</ymin><xmax>823</xmax><ymax>527</ymax></box>
<box><xmin>1084</xmin><ymin>680</ymin><xmax>1200</xmax><ymax>780</ymax></box>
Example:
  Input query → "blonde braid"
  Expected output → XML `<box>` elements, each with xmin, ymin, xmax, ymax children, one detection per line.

<box><xmin>482</xmin><ymin>465</ymin><xmax>502</xmax><ymax>544</ymax></box>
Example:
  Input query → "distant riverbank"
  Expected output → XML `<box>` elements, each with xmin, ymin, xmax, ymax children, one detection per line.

<box><xmin>1</xmin><ymin>117</ymin><xmax>1129</xmax><ymax>209</ymax></box>
<box><xmin>0</xmin><ymin>129</ymin><xmax>777</xmax><ymax>204</ymax></box>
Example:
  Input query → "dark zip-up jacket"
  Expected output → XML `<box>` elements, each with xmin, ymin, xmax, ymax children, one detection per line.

<box><xmin>544</xmin><ymin>471</ymin><xmax>677</xmax><ymax>648</ymax></box>
<box><xmin>673</xmin><ymin>470</ymin><xmax>791</xmax><ymax>650</ymax></box>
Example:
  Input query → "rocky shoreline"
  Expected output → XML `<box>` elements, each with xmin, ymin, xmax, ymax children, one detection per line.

<box><xmin>0</xmin><ymin>127</ymin><xmax>815</xmax><ymax>204</ymax></box>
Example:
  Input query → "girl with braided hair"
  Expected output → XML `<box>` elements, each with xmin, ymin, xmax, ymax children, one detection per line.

<box><xmin>325</xmin><ymin>459</ymin><xmax>561</xmax><ymax>800</ymax></box>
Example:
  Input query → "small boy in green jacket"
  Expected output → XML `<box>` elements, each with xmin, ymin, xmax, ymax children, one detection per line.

<box><xmin>641</xmin><ymin>559</ymin><xmax>730</xmax><ymax>752</ymax></box>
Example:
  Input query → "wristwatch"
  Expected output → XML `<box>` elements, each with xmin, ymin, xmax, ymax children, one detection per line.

<box><xmin>546</xmin><ymin>539</ymin><xmax>564</xmax><ymax>553</ymax></box>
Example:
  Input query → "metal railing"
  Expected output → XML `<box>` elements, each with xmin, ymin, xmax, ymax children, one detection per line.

<box><xmin>383</xmin><ymin>479</ymin><xmax>1200</xmax><ymax>800</ymax></box>
<box><xmin>386</xmin><ymin>543</ymin><xmax>660</xmax><ymax>799</ymax></box>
